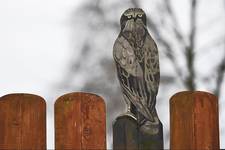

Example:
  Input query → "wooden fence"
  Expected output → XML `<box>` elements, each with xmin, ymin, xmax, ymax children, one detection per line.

<box><xmin>0</xmin><ymin>92</ymin><xmax>106</xmax><ymax>150</ymax></box>
<box><xmin>170</xmin><ymin>91</ymin><xmax>220</xmax><ymax>149</ymax></box>
<box><xmin>0</xmin><ymin>91</ymin><xmax>220</xmax><ymax>149</ymax></box>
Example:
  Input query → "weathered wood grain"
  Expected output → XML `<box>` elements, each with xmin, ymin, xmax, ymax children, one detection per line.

<box><xmin>55</xmin><ymin>92</ymin><xmax>106</xmax><ymax>150</ymax></box>
<box><xmin>170</xmin><ymin>91</ymin><xmax>220</xmax><ymax>150</ymax></box>
<box><xmin>113</xmin><ymin>115</ymin><xmax>163</xmax><ymax>150</ymax></box>
<box><xmin>0</xmin><ymin>93</ymin><xmax>46</xmax><ymax>149</ymax></box>
<box><xmin>113</xmin><ymin>115</ymin><xmax>139</xmax><ymax>150</ymax></box>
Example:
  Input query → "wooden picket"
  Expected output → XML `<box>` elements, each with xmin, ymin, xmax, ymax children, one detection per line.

<box><xmin>170</xmin><ymin>91</ymin><xmax>220</xmax><ymax>150</ymax></box>
<box><xmin>54</xmin><ymin>92</ymin><xmax>106</xmax><ymax>150</ymax></box>
<box><xmin>0</xmin><ymin>91</ymin><xmax>221</xmax><ymax>149</ymax></box>
<box><xmin>0</xmin><ymin>94</ymin><xmax>46</xmax><ymax>149</ymax></box>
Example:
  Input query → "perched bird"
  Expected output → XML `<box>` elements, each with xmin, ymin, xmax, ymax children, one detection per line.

<box><xmin>113</xmin><ymin>8</ymin><xmax>160</xmax><ymax>134</ymax></box>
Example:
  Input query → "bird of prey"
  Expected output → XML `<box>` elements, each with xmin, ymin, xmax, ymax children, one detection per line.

<box><xmin>113</xmin><ymin>8</ymin><xmax>160</xmax><ymax>133</ymax></box>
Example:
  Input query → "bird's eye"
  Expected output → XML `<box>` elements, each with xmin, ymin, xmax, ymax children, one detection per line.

<box><xmin>138</xmin><ymin>14</ymin><xmax>143</xmax><ymax>17</ymax></box>
<box><xmin>127</xmin><ymin>15</ymin><xmax>132</xmax><ymax>19</ymax></box>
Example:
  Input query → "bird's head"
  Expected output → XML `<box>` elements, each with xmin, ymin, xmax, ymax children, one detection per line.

<box><xmin>120</xmin><ymin>8</ymin><xmax>147</xmax><ymax>31</ymax></box>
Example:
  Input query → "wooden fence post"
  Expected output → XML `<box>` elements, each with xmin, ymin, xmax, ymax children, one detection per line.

<box><xmin>0</xmin><ymin>93</ymin><xmax>46</xmax><ymax>149</ymax></box>
<box><xmin>113</xmin><ymin>115</ymin><xmax>163</xmax><ymax>150</ymax></box>
<box><xmin>113</xmin><ymin>115</ymin><xmax>139</xmax><ymax>150</ymax></box>
<box><xmin>55</xmin><ymin>92</ymin><xmax>106</xmax><ymax>150</ymax></box>
<box><xmin>170</xmin><ymin>91</ymin><xmax>220</xmax><ymax>150</ymax></box>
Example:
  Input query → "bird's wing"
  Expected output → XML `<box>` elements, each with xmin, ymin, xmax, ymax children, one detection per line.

<box><xmin>143</xmin><ymin>34</ymin><xmax>160</xmax><ymax>109</ymax></box>
<box><xmin>113</xmin><ymin>35</ymin><xmax>154</xmax><ymax>121</ymax></box>
<box><xmin>113</xmin><ymin>36</ymin><xmax>142</xmax><ymax>77</ymax></box>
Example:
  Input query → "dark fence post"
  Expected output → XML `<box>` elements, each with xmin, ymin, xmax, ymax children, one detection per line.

<box><xmin>113</xmin><ymin>115</ymin><xmax>139</xmax><ymax>150</ymax></box>
<box><xmin>113</xmin><ymin>115</ymin><xmax>163</xmax><ymax>150</ymax></box>
<box><xmin>170</xmin><ymin>91</ymin><xmax>220</xmax><ymax>149</ymax></box>
<box><xmin>0</xmin><ymin>93</ymin><xmax>46</xmax><ymax>149</ymax></box>
<box><xmin>55</xmin><ymin>92</ymin><xmax>106</xmax><ymax>150</ymax></box>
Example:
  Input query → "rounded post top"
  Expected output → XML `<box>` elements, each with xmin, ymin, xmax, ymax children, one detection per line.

<box><xmin>0</xmin><ymin>93</ymin><xmax>46</xmax><ymax>105</ymax></box>
<box><xmin>54</xmin><ymin>92</ymin><xmax>105</xmax><ymax>108</ymax></box>
<box><xmin>170</xmin><ymin>91</ymin><xmax>217</xmax><ymax>104</ymax></box>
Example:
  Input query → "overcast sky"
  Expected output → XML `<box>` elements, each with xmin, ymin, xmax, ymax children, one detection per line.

<box><xmin>0</xmin><ymin>0</ymin><xmax>224</xmax><ymax>148</ymax></box>
<box><xmin>0</xmin><ymin>0</ymin><xmax>82</xmax><ymax>148</ymax></box>
<box><xmin>0</xmin><ymin>0</ymin><xmax>81</xmax><ymax>97</ymax></box>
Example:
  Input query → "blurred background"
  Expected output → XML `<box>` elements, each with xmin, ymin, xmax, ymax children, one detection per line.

<box><xmin>0</xmin><ymin>0</ymin><xmax>225</xmax><ymax>148</ymax></box>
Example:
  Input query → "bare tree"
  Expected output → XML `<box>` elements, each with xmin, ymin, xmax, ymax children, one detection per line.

<box><xmin>57</xmin><ymin>0</ymin><xmax>225</xmax><ymax>148</ymax></box>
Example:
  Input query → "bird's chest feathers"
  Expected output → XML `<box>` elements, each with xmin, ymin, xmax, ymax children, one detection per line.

<box><xmin>122</xmin><ymin>33</ymin><xmax>146</xmax><ymax>63</ymax></box>
<box><xmin>123</xmin><ymin>30</ymin><xmax>145</xmax><ymax>49</ymax></box>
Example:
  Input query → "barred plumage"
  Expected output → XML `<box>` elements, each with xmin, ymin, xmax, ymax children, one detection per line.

<box><xmin>113</xmin><ymin>8</ymin><xmax>160</xmax><ymax>132</ymax></box>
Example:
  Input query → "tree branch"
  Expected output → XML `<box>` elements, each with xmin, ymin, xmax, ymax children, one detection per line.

<box><xmin>214</xmin><ymin>50</ymin><xmax>225</xmax><ymax>97</ymax></box>
<box><xmin>214</xmin><ymin>1</ymin><xmax>225</xmax><ymax>97</ymax></box>
<box><xmin>130</xmin><ymin>0</ymin><xmax>139</xmax><ymax>7</ymax></box>
<box><xmin>164</xmin><ymin>0</ymin><xmax>187</xmax><ymax>47</ymax></box>
<box><xmin>185</xmin><ymin>0</ymin><xmax>197</xmax><ymax>90</ymax></box>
